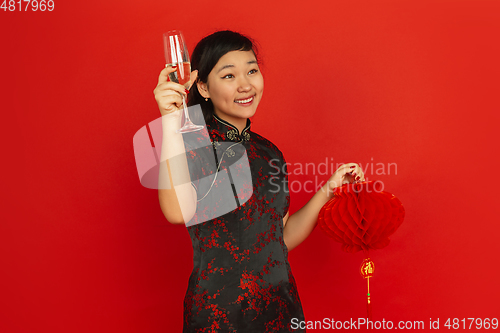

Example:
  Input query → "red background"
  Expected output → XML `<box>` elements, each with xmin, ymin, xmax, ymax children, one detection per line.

<box><xmin>2</xmin><ymin>0</ymin><xmax>499</xmax><ymax>331</ymax></box>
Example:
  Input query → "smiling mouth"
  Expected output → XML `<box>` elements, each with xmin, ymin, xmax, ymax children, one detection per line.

<box><xmin>234</xmin><ymin>96</ymin><xmax>255</xmax><ymax>104</ymax></box>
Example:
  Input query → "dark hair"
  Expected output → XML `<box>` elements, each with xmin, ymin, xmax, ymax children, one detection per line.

<box><xmin>187</xmin><ymin>30</ymin><xmax>259</xmax><ymax>124</ymax></box>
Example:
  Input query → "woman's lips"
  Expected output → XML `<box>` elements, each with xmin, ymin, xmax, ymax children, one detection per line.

<box><xmin>234</xmin><ymin>95</ymin><xmax>255</xmax><ymax>106</ymax></box>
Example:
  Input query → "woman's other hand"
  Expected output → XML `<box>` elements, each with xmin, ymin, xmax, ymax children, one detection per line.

<box><xmin>327</xmin><ymin>163</ymin><xmax>365</xmax><ymax>194</ymax></box>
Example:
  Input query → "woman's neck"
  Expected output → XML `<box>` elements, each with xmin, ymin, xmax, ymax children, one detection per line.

<box><xmin>213</xmin><ymin>113</ymin><xmax>248</xmax><ymax>134</ymax></box>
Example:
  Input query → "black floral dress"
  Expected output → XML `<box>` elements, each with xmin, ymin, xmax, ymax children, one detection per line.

<box><xmin>182</xmin><ymin>115</ymin><xmax>305</xmax><ymax>332</ymax></box>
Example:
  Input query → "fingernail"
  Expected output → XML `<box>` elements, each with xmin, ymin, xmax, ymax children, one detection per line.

<box><xmin>350</xmin><ymin>166</ymin><xmax>355</xmax><ymax>169</ymax></box>
<box><xmin>171</xmin><ymin>64</ymin><xmax>177</xmax><ymax>68</ymax></box>
<box><xmin>185</xmin><ymin>89</ymin><xmax>190</xmax><ymax>94</ymax></box>
<box><xmin>355</xmin><ymin>176</ymin><xmax>360</xmax><ymax>180</ymax></box>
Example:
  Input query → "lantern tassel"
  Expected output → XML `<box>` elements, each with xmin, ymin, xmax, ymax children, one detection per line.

<box><xmin>360</xmin><ymin>256</ymin><xmax>375</xmax><ymax>323</ymax></box>
<box><xmin>367</xmin><ymin>276</ymin><xmax>372</xmax><ymax>321</ymax></box>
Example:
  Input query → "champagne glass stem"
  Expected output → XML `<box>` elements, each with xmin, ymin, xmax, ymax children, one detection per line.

<box><xmin>176</xmin><ymin>95</ymin><xmax>203</xmax><ymax>133</ymax></box>
<box><xmin>182</xmin><ymin>96</ymin><xmax>190</xmax><ymax>122</ymax></box>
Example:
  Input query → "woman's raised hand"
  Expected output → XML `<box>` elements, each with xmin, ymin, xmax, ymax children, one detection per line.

<box><xmin>153</xmin><ymin>66</ymin><xmax>198</xmax><ymax>117</ymax></box>
<box><xmin>327</xmin><ymin>163</ymin><xmax>365</xmax><ymax>194</ymax></box>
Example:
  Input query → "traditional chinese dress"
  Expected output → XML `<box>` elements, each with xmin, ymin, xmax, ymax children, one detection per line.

<box><xmin>182</xmin><ymin>114</ymin><xmax>305</xmax><ymax>332</ymax></box>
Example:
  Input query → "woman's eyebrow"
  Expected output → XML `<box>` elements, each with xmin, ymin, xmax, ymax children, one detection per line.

<box><xmin>216</xmin><ymin>60</ymin><xmax>258</xmax><ymax>74</ymax></box>
<box><xmin>217</xmin><ymin>64</ymin><xmax>234</xmax><ymax>73</ymax></box>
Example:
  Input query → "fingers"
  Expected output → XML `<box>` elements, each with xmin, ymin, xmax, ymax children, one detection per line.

<box><xmin>154</xmin><ymin>69</ymin><xmax>188</xmax><ymax>116</ymax></box>
<box><xmin>338</xmin><ymin>163</ymin><xmax>366</xmax><ymax>183</ymax></box>
<box><xmin>155</xmin><ymin>90</ymin><xmax>184</xmax><ymax>115</ymax></box>
<box><xmin>158</xmin><ymin>65</ymin><xmax>176</xmax><ymax>85</ymax></box>
<box><xmin>154</xmin><ymin>80</ymin><xmax>187</xmax><ymax>98</ymax></box>
<box><xmin>349</xmin><ymin>164</ymin><xmax>365</xmax><ymax>182</ymax></box>
<box><xmin>156</xmin><ymin>92</ymin><xmax>183</xmax><ymax>107</ymax></box>
<box><xmin>154</xmin><ymin>67</ymin><xmax>190</xmax><ymax>117</ymax></box>
<box><xmin>151</xmin><ymin>67</ymin><xmax>198</xmax><ymax>118</ymax></box>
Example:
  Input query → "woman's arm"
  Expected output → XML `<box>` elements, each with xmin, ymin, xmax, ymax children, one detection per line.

<box><xmin>157</xmin><ymin>115</ymin><xmax>197</xmax><ymax>224</ymax></box>
<box><xmin>155</xmin><ymin>67</ymin><xmax>198</xmax><ymax>224</ymax></box>
<box><xmin>283</xmin><ymin>163</ymin><xmax>365</xmax><ymax>250</ymax></box>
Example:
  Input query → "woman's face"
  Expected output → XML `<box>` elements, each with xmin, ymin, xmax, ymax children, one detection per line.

<box><xmin>198</xmin><ymin>50</ymin><xmax>264</xmax><ymax>127</ymax></box>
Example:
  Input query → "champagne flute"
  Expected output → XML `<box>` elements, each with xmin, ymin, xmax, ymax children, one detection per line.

<box><xmin>163</xmin><ymin>30</ymin><xmax>203</xmax><ymax>133</ymax></box>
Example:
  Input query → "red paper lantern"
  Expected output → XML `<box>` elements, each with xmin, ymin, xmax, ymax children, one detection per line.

<box><xmin>318</xmin><ymin>181</ymin><xmax>405</xmax><ymax>253</ymax></box>
<box><xmin>318</xmin><ymin>181</ymin><xmax>405</xmax><ymax>320</ymax></box>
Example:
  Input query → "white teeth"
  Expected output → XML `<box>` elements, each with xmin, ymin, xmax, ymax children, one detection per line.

<box><xmin>235</xmin><ymin>96</ymin><xmax>253</xmax><ymax>104</ymax></box>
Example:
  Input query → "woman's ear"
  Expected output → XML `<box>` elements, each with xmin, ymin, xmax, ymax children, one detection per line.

<box><xmin>188</xmin><ymin>70</ymin><xmax>198</xmax><ymax>90</ymax></box>
<box><xmin>197</xmin><ymin>80</ymin><xmax>210</xmax><ymax>99</ymax></box>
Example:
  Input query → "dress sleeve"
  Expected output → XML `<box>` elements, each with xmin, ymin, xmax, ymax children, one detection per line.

<box><xmin>183</xmin><ymin>134</ymin><xmax>217</xmax><ymax>202</ymax></box>
<box><xmin>184</xmin><ymin>145</ymin><xmax>201</xmax><ymax>193</ymax></box>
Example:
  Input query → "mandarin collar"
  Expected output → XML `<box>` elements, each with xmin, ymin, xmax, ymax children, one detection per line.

<box><xmin>211</xmin><ymin>114</ymin><xmax>251</xmax><ymax>142</ymax></box>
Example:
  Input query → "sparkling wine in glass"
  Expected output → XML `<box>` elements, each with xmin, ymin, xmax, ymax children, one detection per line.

<box><xmin>163</xmin><ymin>30</ymin><xmax>203</xmax><ymax>133</ymax></box>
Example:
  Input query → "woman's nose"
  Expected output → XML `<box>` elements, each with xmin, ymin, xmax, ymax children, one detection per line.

<box><xmin>237</xmin><ymin>76</ymin><xmax>251</xmax><ymax>92</ymax></box>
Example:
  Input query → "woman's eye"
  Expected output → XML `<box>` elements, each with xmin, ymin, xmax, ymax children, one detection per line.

<box><xmin>248</xmin><ymin>69</ymin><xmax>258</xmax><ymax>75</ymax></box>
<box><xmin>222</xmin><ymin>74</ymin><xmax>234</xmax><ymax>79</ymax></box>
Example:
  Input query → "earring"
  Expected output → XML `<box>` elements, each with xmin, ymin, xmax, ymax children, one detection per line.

<box><xmin>205</xmin><ymin>98</ymin><xmax>208</xmax><ymax>102</ymax></box>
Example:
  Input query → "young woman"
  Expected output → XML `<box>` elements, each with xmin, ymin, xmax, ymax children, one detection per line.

<box><xmin>153</xmin><ymin>30</ymin><xmax>365</xmax><ymax>332</ymax></box>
